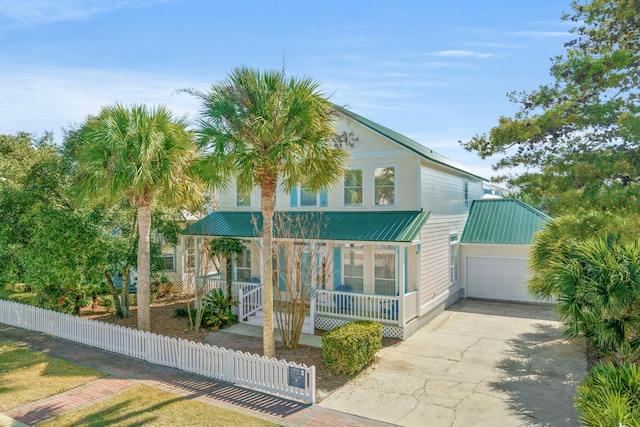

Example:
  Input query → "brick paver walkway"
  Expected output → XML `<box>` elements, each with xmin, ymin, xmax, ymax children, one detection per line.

<box><xmin>0</xmin><ymin>324</ymin><xmax>393</xmax><ymax>426</ymax></box>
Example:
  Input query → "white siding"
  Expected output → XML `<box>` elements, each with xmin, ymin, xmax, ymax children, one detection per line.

<box><xmin>418</xmin><ymin>214</ymin><xmax>467</xmax><ymax>312</ymax></box>
<box><xmin>420</xmin><ymin>162</ymin><xmax>482</xmax><ymax>215</ymax></box>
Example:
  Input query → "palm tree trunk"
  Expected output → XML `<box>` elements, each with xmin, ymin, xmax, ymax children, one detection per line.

<box><xmin>260</xmin><ymin>179</ymin><xmax>277</xmax><ymax>357</ymax></box>
<box><xmin>137</xmin><ymin>202</ymin><xmax>152</xmax><ymax>331</ymax></box>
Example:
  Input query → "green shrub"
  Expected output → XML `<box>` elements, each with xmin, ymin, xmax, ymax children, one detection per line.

<box><xmin>575</xmin><ymin>362</ymin><xmax>640</xmax><ymax>427</ymax></box>
<box><xmin>322</xmin><ymin>320</ymin><xmax>382</xmax><ymax>376</ymax></box>
<box><xmin>203</xmin><ymin>289</ymin><xmax>237</xmax><ymax>330</ymax></box>
<box><xmin>9</xmin><ymin>293</ymin><xmax>38</xmax><ymax>306</ymax></box>
<box><xmin>97</xmin><ymin>295</ymin><xmax>114</xmax><ymax>309</ymax></box>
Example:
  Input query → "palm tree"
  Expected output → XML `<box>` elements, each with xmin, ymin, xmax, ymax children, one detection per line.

<box><xmin>74</xmin><ymin>103</ymin><xmax>204</xmax><ymax>331</ymax></box>
<box><xmin>187</xmin><ymin>66</ymin><xmax>349</xmax><ymax>357</ymax></box>
<box><xmin>210</xmin><ymin>237</ymin><xmax>245</xmax><ymax>302</ymax></box>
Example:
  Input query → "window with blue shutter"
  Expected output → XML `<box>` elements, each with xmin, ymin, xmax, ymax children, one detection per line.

<box><xmin>290</xmin><ymin>187</ymin><xmax>298</xmax><ymax>207</ymax></box>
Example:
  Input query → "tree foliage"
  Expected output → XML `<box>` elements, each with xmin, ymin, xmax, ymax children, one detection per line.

<box><xmin>529</xmin><ymin>213</ymin><xmax>640</xmax><ymax>362</ymax></box>
<box><xmin>73</xmin><ymin>103</ymin><xmax>205</xmax><ymax>331</ymax></box>
<box><xmin>0</xmin><ymin>133</ymin><xmax>109</xmax><ymax>313</ymax></box>
<box><xmin>463</xmin><ymin>0</ymin><xmax>640</xmax><ymax>215</ymax></box>
<box><xmin>188</xmin><ymin>66</ymin><xmax>349</xmax><ymax>357</ymax></box>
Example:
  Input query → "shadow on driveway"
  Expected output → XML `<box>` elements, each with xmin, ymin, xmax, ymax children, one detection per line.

<box><xmin>492</xmin><ymin>322</ymin><xmax>586</xmax><ymax>426</ymax></box>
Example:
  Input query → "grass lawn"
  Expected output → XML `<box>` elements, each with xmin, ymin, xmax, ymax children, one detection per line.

<box><xmin>0</xmin><ymin>342</ymin><xmax>106</xmax><ymax>412</ymax></box>
<box><xmin>40</xmin><ymin>384</ymin><xmax>277</xmax><ymax>427</ymax></box>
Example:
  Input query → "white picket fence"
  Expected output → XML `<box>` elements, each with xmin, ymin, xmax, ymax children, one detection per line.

<box><xmin>0</xmin><ymin>299</ymin><xmax>315</xmax><ymax>403</ymax></box>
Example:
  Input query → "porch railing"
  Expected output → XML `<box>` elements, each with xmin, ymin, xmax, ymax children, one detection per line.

<box><xmin>198</xmin><ymin>275</ymin><xmax>254</xmax><ymax>298</ymax></box>
<box><xmin>315</xmin><ymin>289</ymin><xmax>400</xmax><ymax>325</ymax></box>
<box><xmin>238</xmin><ymin>285</ymin><xmax>264</xmax><ymax>321</ymax></box>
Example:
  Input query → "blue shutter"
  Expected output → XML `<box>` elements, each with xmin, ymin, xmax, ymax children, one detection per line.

<box><xmin>319</xmin><ymin>189</ymin><xmax>328</xmax><ymax>207</ymax></box>
<box><xmin>290</xmin><ymin>186</ymin><xmax>298</xmax><ymax>207</ymax></box>
<box><xmin>333</xmin><ymin>246</ymin><xmax>342</xmax><ymax>288</ymax></box>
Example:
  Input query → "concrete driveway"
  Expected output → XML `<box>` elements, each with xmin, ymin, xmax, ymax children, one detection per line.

<box><xmin>319</xmin><ymin>299</ymin><xmax>586</xmax><ymax>426</ymax></box>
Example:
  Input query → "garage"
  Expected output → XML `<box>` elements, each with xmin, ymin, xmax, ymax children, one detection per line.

<box><xmin>465</xmin><ymin>256</ymin><xmax>535</xmax><ymax>302</ymax></box>
<box><xmin>460</xmin><ymin>199</ymin><xmax>550</xmax><ymax>303</ymax></box>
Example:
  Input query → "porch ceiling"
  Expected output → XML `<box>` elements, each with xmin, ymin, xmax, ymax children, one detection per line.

<box><xmin>183</xmin><ymin>210</ymin><xmax>430</xmax><ymax>243</ymax></box>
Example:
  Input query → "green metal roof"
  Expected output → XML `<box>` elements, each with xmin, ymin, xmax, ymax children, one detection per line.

<box><xmin>183</xmin><ymin>210</ymin><xmax>431</xmax><ymax>243</ymax></box>
<box><xmin>461</xmin><ymin>199</ymin><xmax>550</xmax><ymax>245</ymax></box>
<box><xmin>336</xmin><ymin>106</ymin><xmax>487</xmax><ymax>181</ymax></box>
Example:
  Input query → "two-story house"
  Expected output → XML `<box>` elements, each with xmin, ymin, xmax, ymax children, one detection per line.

<box><xmin>183</xmin><ymin>108</ymin><xmax>547</xmax><ymax>339</ymax></box>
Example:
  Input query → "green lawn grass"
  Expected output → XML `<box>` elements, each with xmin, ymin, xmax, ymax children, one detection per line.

<box><xmin>0</xmin><ymin>342</ymin><xmax>107</xmax><ymax>412</ymax></box>
<box><xmin>40</xmin><ymin>384</ymin><xmax>277</xmax><ymax>427</ymax></box>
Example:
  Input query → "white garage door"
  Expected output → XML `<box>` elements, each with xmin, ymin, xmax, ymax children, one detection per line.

<box><xmin>466</xmin><ymin>256</ymin><xmax>536</xmax><ymax>302</ymax></box>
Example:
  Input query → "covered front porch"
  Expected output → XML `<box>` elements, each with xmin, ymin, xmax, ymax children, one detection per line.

<box><xmin>198</xmin><ymin>275</ymin><xmax>419</xmax><ymax>338</ymax></box>
<box><xmin>184</xmin><ymin>210</ymin><xmax>430</xmax><ymax>339</ymax></box>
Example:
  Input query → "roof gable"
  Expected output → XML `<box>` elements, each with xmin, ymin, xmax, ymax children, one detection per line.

<box><xmin>183</xmin><ymin>210</ymin><xmax>431</xmax><ymax>243</ymax></box>
<box><xmin>336</xmin><ymin>106</ymin><xmax>487</xmax><ymax>181</ymax></box>
<box><xmin>461</xmin><ymin>199</ymin><xmax>550</xmax><ymax>245</ymax></box>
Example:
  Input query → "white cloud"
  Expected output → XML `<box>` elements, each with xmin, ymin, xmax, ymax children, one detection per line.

<box><xmin>430</xmin><ymin>50</ymin><xmax>496</xmax><ymax>59</ymax></box>
<box><xmin>0</xmin><ymin>0</ymin><xmax>170</xmax><ymax>26</ymax></box>
<box><xmin>512</xmin><ymin>30</ymin><xmax>569</xmax><ymax>38</ymax></box>
<box><xmin>0</xmin><ymin>64</ymin><xmax>212</xmax><ymax>140</ymax></box>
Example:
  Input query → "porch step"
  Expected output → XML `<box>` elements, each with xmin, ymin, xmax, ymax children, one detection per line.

<box><xmin>242</xmin><ymin>309</ymin><xmax>314</xmax><ymax>335</ymax></box>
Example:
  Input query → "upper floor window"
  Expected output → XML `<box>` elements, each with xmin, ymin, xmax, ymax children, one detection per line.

<box><xmin>236</xmin><ymin>179</ymin><xmax>251</xmax><ymax>207</ymax></box>
<box><xmin>463</xmin><ymin>179</ymin><xmax>469</xmax><ymax>209</ymax></box>
<box><xmin>300</xmin><ymin>184</ymin><xmax>318</xmax><ymax>207</ymax></box>
<box><xmin>374</xmin><ymin>166</ymin><xmax>395</xmax><ymax>206</ymax></box>
<box><xmin>344</xmin><ymin>169</ymin><xmax>363</xmax><ymax>207</ymax></box>
<box><xmin>290</xmin><ymin>184</ymin><xmax>328</xmax><ymax>208</ymax></box>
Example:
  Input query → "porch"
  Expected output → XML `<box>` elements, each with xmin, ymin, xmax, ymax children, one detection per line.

<box><xmin>199</xmin><ymin>275</ymin><xmax>419</xmax><ymax>338</ymax></box>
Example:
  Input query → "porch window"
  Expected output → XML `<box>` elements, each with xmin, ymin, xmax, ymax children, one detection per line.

<box><xmin>162</xmin><ymin>252</ymin><xmax>175</xmax><ymax>271</ymax></box>
<box><xmin>344</xmin><ymin>169</ymin><xmax>363</xmax><ymax>207</ymax></box>
<box><xmin>374</xmin><ymin>245</ymin><xmax>396</xmax><ymax>295</ymax></box>
<box><xmin>374</xmin><ymin>166</ymin><xmax>395</xmax><ymax>206</ymax></box>
<box><xmin>185</xmin><ymin>236</ymin><xmax>196</xmax><ymax>272</ymax></box>
<box><xmin>235</xmin><ymin>245</ymin><xmax>252</xmax><ymax>282</ymax></box>
<box><xmin>450</xmin><ymin>233</ymin><xmax>459</xmax><ymax>283</ymax></box>
<box><xmin>342</xmin><ymin>244</ymin><xmax>364</xmax><ymax>292</ymax></box>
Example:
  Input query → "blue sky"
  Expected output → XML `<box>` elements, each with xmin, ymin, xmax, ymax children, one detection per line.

<box><xmin>0</xmin><ymin>0</ymin><xmax>573</xmax><ymax>180</ymax></box>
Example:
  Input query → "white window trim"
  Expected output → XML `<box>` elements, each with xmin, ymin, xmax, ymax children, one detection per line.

<box><xmin>463</xmin><ymin>179</ymin><xmax>469</xmax><ymax>209</ymax></box>
<box><xmin>298</xmin><ymin>183</ymin><xmax>319</xmax><ymax>207</ymax></box>
<box><xmin>162</xmin><ymin>249</ymin><xmax>176</xmax><ymax>272</ymax></box>
<box><xmin>235</xmin><ymin>180</ymin><xmax>252</xmax><ymax>208</ymax></box>
<box><xmin>373</xmin><ymin>164</ymin><xmax>397</xmax><ymax>208</ymax></box>
<box><xmin>342</xmin><ymin>244</ymin><xmax>364</xmax><ymax>293</ymax></box>
<box><xmin>342</xmin><ymin>167</ymin><xmax>365</xmax><ymax>208</ymax></box>
<box><xmin>449</xmin><ymin>232</ymin><xmax>459</xmax><ymax>284</ymax></box>
<box><xmin>374</xmin><ymin>245</ymin><xmax>397</xmax><ymax>295</ymax></box>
